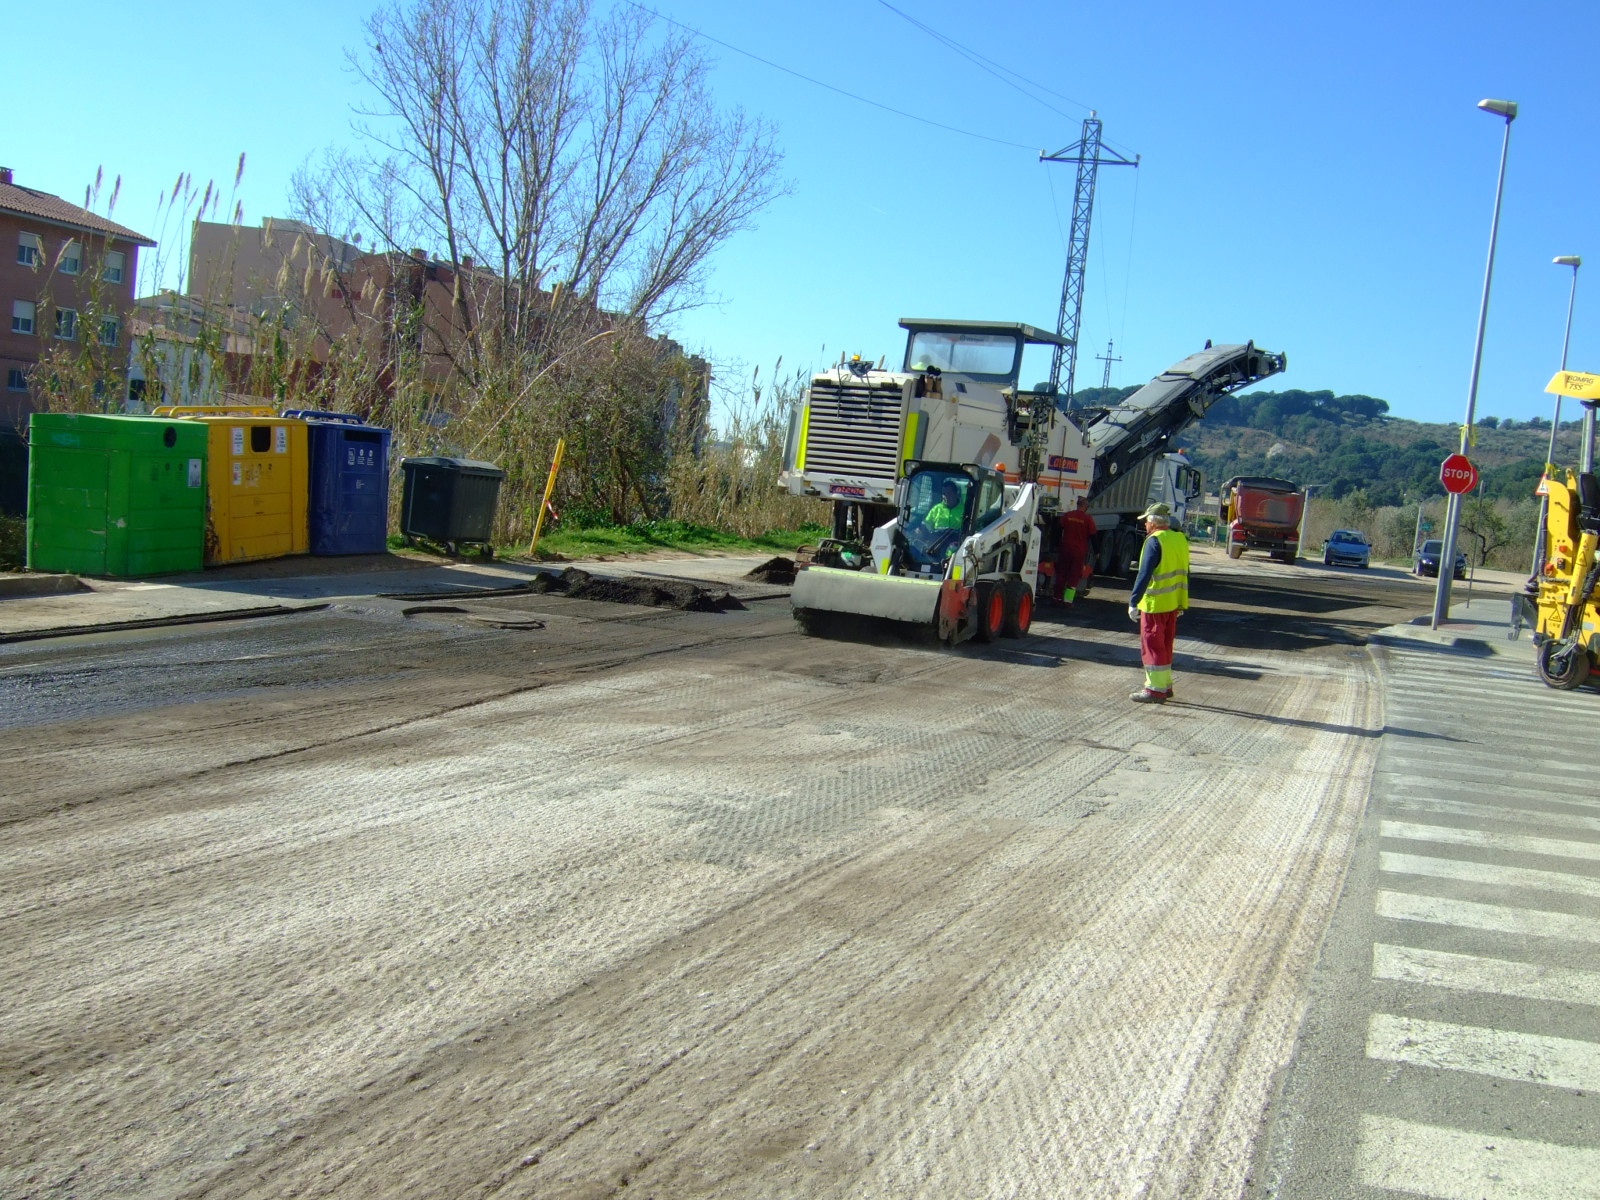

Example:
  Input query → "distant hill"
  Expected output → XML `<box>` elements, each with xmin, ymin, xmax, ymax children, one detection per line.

<box><xmin>1070</xmin><ymin>386</ymin><xmax>1574</xmax><ymax>506</ymax></box>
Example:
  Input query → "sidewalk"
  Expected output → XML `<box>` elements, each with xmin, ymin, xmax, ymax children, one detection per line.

<box><xmin>1254</xmin><ymin>590</ymin><xmax>1599</xmax><ymax>1198</ymax></box>
<box><xmin>0</xmin><ymin>552</ymin><xmax>789</xmax><ymax>643</ymax></box>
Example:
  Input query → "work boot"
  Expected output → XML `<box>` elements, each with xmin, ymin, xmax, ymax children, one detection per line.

<box><xmin>1129</xmin><ymin>689</ymin><xmax>1167</xmax><ymax>704</ymax></box>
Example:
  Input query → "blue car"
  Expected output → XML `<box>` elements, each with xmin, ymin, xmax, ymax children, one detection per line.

<box><xmin>1323</xmin><ymin>528</ymin><xmax>1371</xmax><ymax>569</ymax></box>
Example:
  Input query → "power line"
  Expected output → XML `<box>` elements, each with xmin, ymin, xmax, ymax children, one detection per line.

<box><xmin>874</xmin><ymin>0</ymin><xmax>1086</xmax><ymax>121</ymax></box>
<box><xmin>872</xmin><ymin>1</ymin><xmax>1140</xmax><ymax>160</ymax></box>
<box><xmin>631</xmin><ymin>3</ymin><xmax>1037</xmax><ymax>151</ymax></box>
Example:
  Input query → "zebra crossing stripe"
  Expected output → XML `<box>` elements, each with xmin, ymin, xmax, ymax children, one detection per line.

<box><xmin>1380</xmin><ymin>820</ymin><xmax>1600</xmax><ymax>863</ymax></box>
<box><xmin>1367</xmin><ymin>1013</ymin><xmax>1600</xmax><ymax>1091</ymax></box>
<box><xmin>1372</xmin><ymin>943</ymin><xmax>1600</xmax><ymax>1007</ymax></box>
<box><xmin>1361</xmin><ymin>1113</ymin><xmax>1600</xmax><ymax>1199</ymax></box>
<box><xmin>1388</xmin><ymin>797</ymin><xmax>1600</xmax><ymax>834</ymax></box>
<box><xmin>1376</xmin><ymin>890</ymin><xmax>1600</xmax><ymax>945</ymax></box>
<box><xmin>1379</xmin><ymin>852</ymin><xmax>1600</xmax><ymax>899</ymax></box>
<box><xmin>1378</xmin><ymin>772</ymin><xmax>1600</xmax><ymax>809</ymax></box>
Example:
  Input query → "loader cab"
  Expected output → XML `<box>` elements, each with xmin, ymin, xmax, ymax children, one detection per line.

<box><xmin>894</xmin><ymin>461</ymin><xmax>1006</xmax><ymax>573</ymax></box>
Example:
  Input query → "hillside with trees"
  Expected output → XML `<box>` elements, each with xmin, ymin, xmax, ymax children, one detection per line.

<box><xmin>1071</xmin><ymin>384</ymin><xmax>1579</xmax><ymax>570</ymax></box>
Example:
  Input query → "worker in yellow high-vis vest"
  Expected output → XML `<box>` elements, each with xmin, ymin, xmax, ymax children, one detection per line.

<box><xmin>1125</xmin><ymin>502</ymin><xmax>1190</xmax><ymax>703</ymax></box>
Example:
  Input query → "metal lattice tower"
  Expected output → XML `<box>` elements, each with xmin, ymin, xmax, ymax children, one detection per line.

<box><xmin>1041</xmin><ymin>114</ymin><xmax>1138</xmax><ymax>405</ymax></box>
<box><xmin>1096</xmin><ymin>338</ymin><xmax>1122</xmax><ymax>388</ymax></box>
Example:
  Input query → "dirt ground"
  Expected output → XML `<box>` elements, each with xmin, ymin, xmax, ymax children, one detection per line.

<box><xmin>0</xmin><ymin>550</ymin><xmax>1483</xmax><ymax>1198</ymax></box>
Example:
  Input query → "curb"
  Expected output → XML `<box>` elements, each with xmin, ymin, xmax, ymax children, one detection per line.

<box><xmin>0</xmin><ymin>603</ymin><xmax>330</xmax><ymax>645</ymax></box>
<box><xmin>0</xmin><ymin>573</ymin><xmax>88</xmax><ymax>600</ymax></box>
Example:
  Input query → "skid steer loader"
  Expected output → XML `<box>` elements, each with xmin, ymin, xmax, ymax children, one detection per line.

<box><xmin>791</xmin><ymin>460</ymin><xmax>1041</xmax><ymax>646</ymax></box>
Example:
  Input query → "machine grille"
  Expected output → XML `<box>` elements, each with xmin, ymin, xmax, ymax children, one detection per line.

<box><xmin>804</xmin><ymin>379</ymin><xmax>906</xmax><ymax>479</ymax></box>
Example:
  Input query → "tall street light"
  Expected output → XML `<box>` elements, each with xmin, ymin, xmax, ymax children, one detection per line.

<box><xmin>1530</xmin><ymin>255</ymin><xmax>1582</xmax><ymax>578</ymax></box>
<box><xmin>1433</xmin><ymin>98</ymin><xmax>1518</xmax><ymax>629</ymax></box>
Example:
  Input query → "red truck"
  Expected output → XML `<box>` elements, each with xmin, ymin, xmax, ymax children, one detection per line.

<box><xmin>1221</xmin><ymin>476</ymin><xmax>1304</xmax><ymax>563</ymax></box>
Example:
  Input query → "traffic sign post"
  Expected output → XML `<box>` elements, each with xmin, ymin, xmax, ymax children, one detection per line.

<box><xmin>1440</xmin><ymin>454</ymin><xmax>1479</xmax><ymax>494</ymax></box>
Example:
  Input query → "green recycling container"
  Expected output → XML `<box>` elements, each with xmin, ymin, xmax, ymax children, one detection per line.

<box><xmin>27</xmin><ymin>412</ymin><xmax>209</xmax><ymax>577</ymax></box>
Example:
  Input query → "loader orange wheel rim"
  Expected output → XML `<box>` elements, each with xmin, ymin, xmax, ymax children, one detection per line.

<box><xmin>987</xmin><ymin>588</ymin><xmax>1006</xmax><ymax>633</ymax></box>
<box><xmin>1014</xmin><ymin>589</ymin><xmax>1033</xmax><ymax>634</ymax></box>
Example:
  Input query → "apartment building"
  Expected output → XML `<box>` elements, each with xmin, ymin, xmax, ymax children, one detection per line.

<box><xmin>0</xmin><ymin>166</ymin><xmax>156</xmax><ymax>429</ymax></box>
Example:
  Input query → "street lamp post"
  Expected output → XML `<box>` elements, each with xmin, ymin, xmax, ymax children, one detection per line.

<box><xmin>1433</xmin><ymin>98</ymin><xmax>1518</xmax><ymax>629</ymax></box>
<box><xmin>1299</xmin><ymin>484</ymin><xmax>1326</xmax><ymax>558</ymax></box>
<box><xmin>1531</xmin><ymin>256</ymin><xmax>1582</xmax><ymax>578</ymax></box>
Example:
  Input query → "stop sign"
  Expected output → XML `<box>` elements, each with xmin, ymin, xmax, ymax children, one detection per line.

<box><xmin>1440</xmin><ymin>453</ymin><xmax>1479</xmax><ymax>494</ymax></box>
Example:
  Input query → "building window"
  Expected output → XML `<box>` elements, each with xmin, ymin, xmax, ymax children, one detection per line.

<box><xmin>99</xmin><ymin>317</ymin><xmax>119</xmax><ymax>347</ymax></box>
<box><xmin>55</xmin><ymin>308</ymin><xmax>77</xmax><ymax>340</ymax></box>
<box><xmin>6</xmin><ymin>368</ymin><xmax>27</xmax><ymax>392</ymax></box>
<box><xmin>103</xmin><ymin>250</ymin><xmax>126</xmax><ymax>284</ymax></box>
<box><xmin>11</xmin><ymin>300</ymin><xmax>35</xmax><ymax>334</ymax></box>
<box><xmin>59</xmin><ymin>241</ymin><xmax>81</xmax><ymax>275</ymax></box>
<box><xmin>16</xmin><ymin>233</ymin><xmax>40</xmax><ymax>266</ymax></box>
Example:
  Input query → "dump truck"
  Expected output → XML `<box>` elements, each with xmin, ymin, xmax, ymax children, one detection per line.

<box><xmin>780</xmin><ymin>318</ymin><xmax>1285</xmax><ymax>583</ymax></box>
<box><xmin>791</xmin><ymin>459</ymin><xmax>1042</xmax><ymax>646</ymax></box>
<box><xmin>1221</xmin><ymin>476</ymin><xmax>1304</xmax><ymax>563</ymax></box>
<box><xmin>1519</xmin><ymin>369</ymin><xmax>1600</xmax><ymax>690</ymax></box>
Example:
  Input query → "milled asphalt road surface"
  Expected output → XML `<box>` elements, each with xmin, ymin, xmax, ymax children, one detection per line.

<box><xmin>2</xmin><ymin>548</ymin><xmax>1595</xmax><ymax>1199</ymax></box>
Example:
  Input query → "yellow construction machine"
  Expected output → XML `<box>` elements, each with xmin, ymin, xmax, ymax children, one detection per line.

<box><xmin>1520</xmin><ymin>370</ymin><xmax>1600</xmax><ymax>690</ymax></box>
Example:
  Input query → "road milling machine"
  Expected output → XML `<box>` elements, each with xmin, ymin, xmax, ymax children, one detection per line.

<box><xmin>782</xmin><ymin>318</ymin><xmax>1285</xmax><ymax>640</ymax></box>
<box><xmin>1521</xmin><ymin>369</ymin><xmax>1600</xmax><ymax>690</ymax></box>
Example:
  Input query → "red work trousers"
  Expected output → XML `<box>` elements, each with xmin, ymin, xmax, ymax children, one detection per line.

<box><xmin>1139</xmin><ymin>609</ymin><xmax>1179</xmax><ymax>670</ymax></box>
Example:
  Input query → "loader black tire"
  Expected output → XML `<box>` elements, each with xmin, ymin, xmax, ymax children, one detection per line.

<box><xmin>1536</xmin><ymin>637</ymin><xmax>1592</xmax><ymax>690</ymax></box>
<box><xmin>1001</xmin><ymin>580</ymin><xmax>1033</xmax><ymax>638</ymax></box>
<box><xmin>973</xmin><ymin>582</ymin><xmax>1003</xmax><ymax>643</ymax></box>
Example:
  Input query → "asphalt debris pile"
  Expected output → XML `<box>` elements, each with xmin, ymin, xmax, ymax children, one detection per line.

<box><xmin>532</xmin><ymin>568</ymin><xmax>745</xmax><ymax>612</ymax></box>
<box><xmin>743</xmin><ymin>556</ymin><xmax>797</xmax><ymax>585</ymax></box>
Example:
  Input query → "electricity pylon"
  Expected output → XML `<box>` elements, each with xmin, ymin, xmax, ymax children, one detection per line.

<box><xmin>1041</xmin><ymin>114</ymin><xmax>1137</xmax><ymax>406</ymax></box>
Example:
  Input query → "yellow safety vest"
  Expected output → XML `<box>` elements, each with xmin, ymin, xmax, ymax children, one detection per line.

<box><xmin>1137</xmin><ymin>529</ymin><xmax>1190</xmax><ymax>614</ymax></box>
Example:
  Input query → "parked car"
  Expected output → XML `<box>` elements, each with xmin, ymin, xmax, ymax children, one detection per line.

<box><xmin>1414</xmin><ymin>539</ymin><xmax>1467</xmax><ymax>580</ymax></box>
<box><xmin>1323</xmin><ymin>528</ymin><xmax>1371</xmax><ymax>569</ymax></box>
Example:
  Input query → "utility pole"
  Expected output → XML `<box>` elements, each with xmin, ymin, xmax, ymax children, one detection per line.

<box><xmin>1041</xmin><ymin>114</ymin><xmax>1138</xmax><ymax>406</ymax></box>
<box><xmin>1096</xmin><ymin>338</ymin><xmax>1122</xmax><ymax>389</ymax></box>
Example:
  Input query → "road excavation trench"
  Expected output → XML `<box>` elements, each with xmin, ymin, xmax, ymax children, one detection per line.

<box><xmin>0</xmin><ymin>556</ymin><xmax>1437</xmax><ymax>1198</ymax></box>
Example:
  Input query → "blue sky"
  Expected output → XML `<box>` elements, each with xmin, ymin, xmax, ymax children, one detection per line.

<box><xmin>10</xmin><ymin>0</ymin><xmax>1600</xmax><ymax>430</ymax></box>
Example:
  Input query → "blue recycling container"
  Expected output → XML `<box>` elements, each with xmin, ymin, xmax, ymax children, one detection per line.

<box><xmin>284</xmin><ymin>411</ymin><xmax>391</xmax><ymax>555</ymax></box>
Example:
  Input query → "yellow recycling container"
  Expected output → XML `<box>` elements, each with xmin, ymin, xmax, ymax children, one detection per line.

<box><xmin>153</xmin><ymin>406</ymin><xmax>309</xmax><ymax>564</ymax></box>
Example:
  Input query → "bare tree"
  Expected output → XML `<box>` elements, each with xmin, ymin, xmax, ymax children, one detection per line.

<box><xmin>295</xmin><ymin>0</ymin><xmax>785</xmax><ymax>364</ymax></box>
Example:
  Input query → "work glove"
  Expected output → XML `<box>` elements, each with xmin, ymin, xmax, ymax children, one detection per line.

<box><xmin>1127</xmin><ymin>605</ymin><xmax>1139</xmax><ymax>623</ymax></box>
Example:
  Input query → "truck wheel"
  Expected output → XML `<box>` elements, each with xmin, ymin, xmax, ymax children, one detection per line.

<box><xmin>1536</xmin><ymin>637</ymin><xmax>1592</xmax><ymax>690</ymax></box>
<box><xmin>974</xmin><ymin>582</ymin><xmax>1003</xmax><ymax>643</ymax></box>
<box><xmin>1001</xmin><ymin>581</ymin><xmax>1033</xmax><ymax>637</ymax></box>
<box><xmin>1228</xmin><ymin>544</ymin><xmax>1243</xmax><ymax>560</ymax></box>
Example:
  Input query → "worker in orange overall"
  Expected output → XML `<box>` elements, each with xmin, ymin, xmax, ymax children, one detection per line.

<box><xmin>1055</xmin><ymin>495</ymin><xmax>1098</xmax><ymax>602</ymax></box>
<box><xmin>1127</xmin><ymin>502</ymin><xmax>1190</xmax><ymax>703</ymax></box>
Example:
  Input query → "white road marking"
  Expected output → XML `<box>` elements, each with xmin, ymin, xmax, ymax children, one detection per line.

<box><xmin>1372</xmin><ymin>943</ymin><xmax>1600</xmax><ymax>1007</ymax></box>
<box><xmin>1380</xmin><ymin>820</ymin><xmax>1600</xmax><ymax>862</ymax></box>
<box><xmin>1376</xmin><ymin>890</ymin><xmax>1600</xmax><ymax>945</ymax></box>
<box><xmin>1389</xmin><ymin>796</ymin><xmax>1600</xmax><ymax>833</ymax></box>
<box><xmin>1368</xmin><ymin>1013</ymin><xmax>1600</xmax><ymax>1091</ymax></box>
<box><xmin>1361</xmin><ymin>1114</ymin><xmax>1600</xmax><ymax>1199</ymax></box>
<box><xmin>1379</xmin><ymin>852</ymin><xmax>1600</xmax><ymax>899</ymax></box>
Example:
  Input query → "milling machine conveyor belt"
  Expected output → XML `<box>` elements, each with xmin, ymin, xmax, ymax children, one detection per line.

<box><xmin>1073</xmin><ymin>342</ymin><xmax>1286</xmax><ymax>502</ymax></box>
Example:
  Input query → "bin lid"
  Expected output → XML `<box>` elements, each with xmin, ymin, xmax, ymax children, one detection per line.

<box><xmin>283</xmin><ymin>410</ymin><xmax>381</xmax><ymax>428</ymax></box>
<box><xmin>401</xmin><ymin>455</ymin><xmax>505</xmax><ymax>478</ymax></box>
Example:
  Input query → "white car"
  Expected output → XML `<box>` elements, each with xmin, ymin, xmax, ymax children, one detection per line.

<box><xmin>1323</xmin><ymin>529</ymin><xmax>1371</xmax><ymax>569</ymax></box>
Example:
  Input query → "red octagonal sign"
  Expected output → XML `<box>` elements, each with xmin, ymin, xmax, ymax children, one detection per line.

<box><xmin>1441</xmin><ymin>453</ymin><xmax>1479</xmax><ymax>494</ymax></box>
